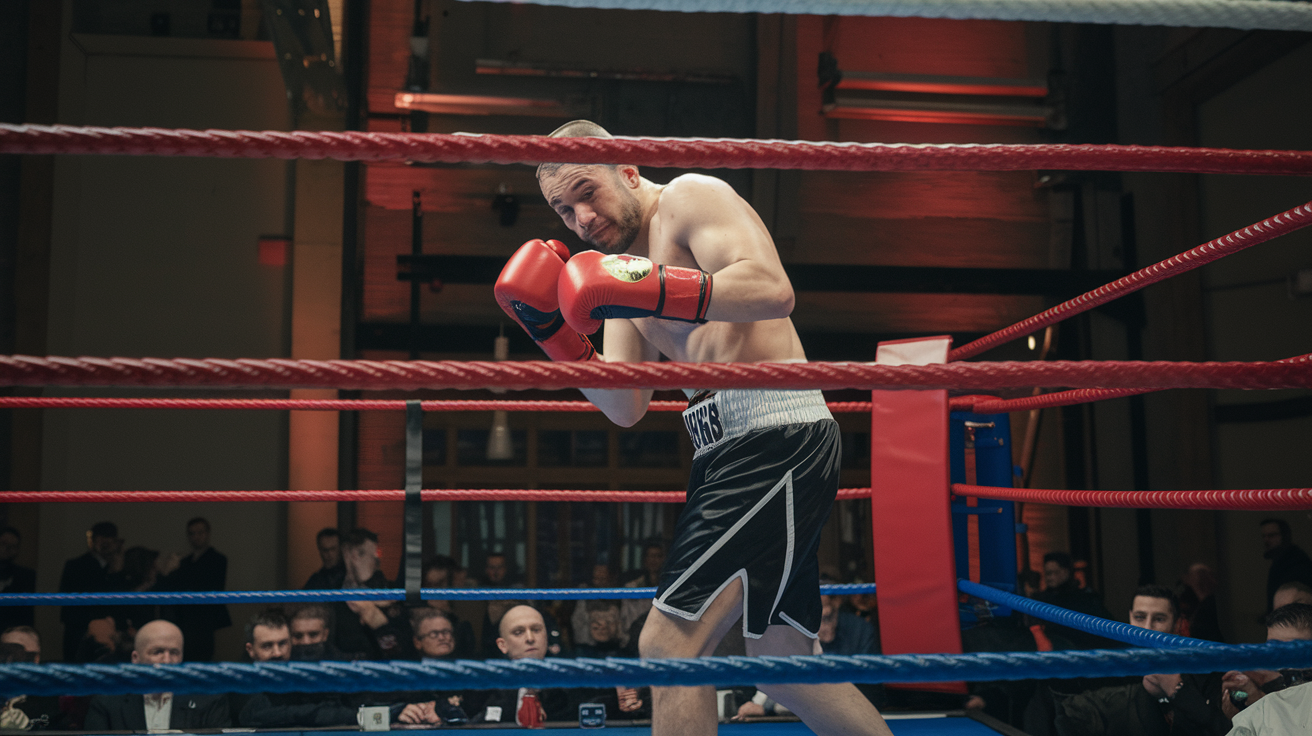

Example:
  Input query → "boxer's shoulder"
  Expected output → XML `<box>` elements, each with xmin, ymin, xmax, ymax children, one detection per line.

<box><xmin>656</xmin><ymin>174</ymin><xmax>739</xmax><ymax>218</ymax></box>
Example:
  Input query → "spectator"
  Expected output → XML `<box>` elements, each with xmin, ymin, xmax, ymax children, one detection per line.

<box><xmin>0</xmin><ymin>639</ymin><xmax>67</xmax><ymax>730</ymax></box>
<box><xmin>85</xmin><ymin>620</ymin><xmax>229</xmax><ymax>730</ymax></box>
<box><xmin>482</xmin><ymin>552</ymin><xmax>512</xmax><ymax>587</ymax></box>
<box><xmin>1178</xmin><ymin>563</ymin><xmax>1225</xmax><ymax>642</ymax></box>
<box><xmin>395</xmin><ymin>610</ymin><xmax>473</xmax><ymax>726</ymax></box>
<box><xmin>334</xmin><ymin>528</ymin><xmax>413</xmax><ymax>659</ymax></box>
<box><xmin>58</xmin><ymin>521</ymin><xmax>125</xmax><ymax>662</ymax></box>
<box><xmin>738</xmin><ymin>588</ymin><xmax>881</xmax><ymax>720</ymax></box>
<box><xmin>1223</xmin><ymin>603</ymin><xmax>1312</xmax><ymax>732</ymax></box>
<box><xmin>304</xmin><ymin>528</ymin><xmax>345</xmax><ymax>590</ymax></box>
<box><xmin>155</xmin><ymin>517</ymin><xmax>230</xmax><ymax>662</ymax></box>
<box><xmin>288</xmin><ymin>605</ymin><xmax>354</xmax><ymax>661</ymax></box>
<box><xmin>575</xmin><ymin>601</ymin><xmax>636</xmax><ymax>658</ymax></box>
<box><xmin>572</xmin><ymin>564</ymin><xmax>616</xmax><ymax>648</ymax></box>
<box><xmin>1029</xmin><ymin>585</ymin><xmax>1229</xmax><ymax>736</ymax></box>
<box><xmin>233</xmin><ymin>611</ymin><xmax>361</xmax><ymax>728</ymax></box>
<box><xmin>0</xmin><ymin>526</ymin><xmax>35</xmax><ymax>632</ymax></box>
<box><xmin>620</xmin><ymin>541</ymin><xmax>665</xmax><ymax>638</ymax></box>
<box><xmin>1034</xmin><ymin>552</ymin><xmax>1117</xmax><ymax>650</ymax></box>
<box><xmin>117</xmin><ymin>546</ymin><xmax>162</xmax><ymax>634</ymax></box>
<box><xmin>0</xmin><ymin>626</ymin><xmax>40</xmax><ymax>663</ymax></box>
<box><xmin>1260</xmin><ymin>519</ymin><xmax>1312</xmax><ymax>614</ymax></box>
<box><xmin>1272</xmin><ymin>582</ymin><xmax>1312</xmax><ymax>610</ymax></box>
<box><xmin>464</xmin><ymin>605</ymin><xmax>640</xmax><ymax>725</ymax></box>
<box><xmin>419</xmin><ymin>556</ymin><xmax>475</xmax><ymax>657</ymax></box>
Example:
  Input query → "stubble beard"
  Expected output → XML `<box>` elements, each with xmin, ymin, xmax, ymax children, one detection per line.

<box><xmin>589</xmin><ymin>187</ymin><xmax>643</xmax><ymax>254</ymax></box>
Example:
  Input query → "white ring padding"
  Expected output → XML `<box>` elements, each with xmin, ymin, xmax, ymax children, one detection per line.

<box><xmin>458</xmin><ymin>0</ymin><xmax>1312</xmax><ymax>33</ymax></box>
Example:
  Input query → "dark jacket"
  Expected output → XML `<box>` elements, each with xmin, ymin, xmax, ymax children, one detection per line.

<box><xmin>159</xmin><ymin>547</ymin><xmax>231</xmax><ymax>631</ymax></box>
<box><xmin>231</xmin><ymin>692</ymin><xmax>358</xmax><ymax>728</ymax></box>
<box><xmin>58</xmin><ymin>552</ymin><xmax>123</xmax><ymax>622</ymax></box>
<box><xmin>1049</xmin><ymin>672</ymin><xmax>1228</xmax><ymax>736</ymax></box>
<box><xmin>0</xmin><ymin>562</ymin><xmax>36</xmax><ymax>630</ymax></box>
<box><xmin>333</xmin><ymin>571</ymin><xmax>414</xmax><ymax>660</ymax></box>
<box><xmin>304</xmin><ymin>563</ymin><xmax>347</xmax><ymax>591</ymax></box>
<box><xmin>84</xmin><ymin>693</ymin><xmax>230</xmax><ymax>730</ymax></box>
<box><xmin>1034</xmin><ymin>582</ymin><xmax>1121</xmax><ymax>650</ymax></box>
<box><xmin>1266</xmin><ymin>544</ymin><xmax>1312</xmax><ymax>613</ymax></box>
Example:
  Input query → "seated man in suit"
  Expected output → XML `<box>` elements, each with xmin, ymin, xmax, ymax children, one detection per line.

<box><xmin>84</xmin><ymin>620</ymin><xmax>229</xmax><ymax>730</ymax></box>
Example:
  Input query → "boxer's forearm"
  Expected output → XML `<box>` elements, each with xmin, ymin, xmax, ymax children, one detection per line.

<box><xmin>582</xmin><ymin>387</ymin><xmax>652</xmax><ymax>428</ymax></box>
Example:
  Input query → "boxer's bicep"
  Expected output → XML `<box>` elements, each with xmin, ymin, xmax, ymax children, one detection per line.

<box><xmin>665</xmin><ymin>178</ymin><xmax>793</xmax><ymax>321</ymax></box>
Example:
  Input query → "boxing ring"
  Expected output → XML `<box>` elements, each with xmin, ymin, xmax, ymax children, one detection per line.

<box><xmin>3</xmin><ymin>52</ymin><xmax>1312</xmax><ymax>732</ymax></box>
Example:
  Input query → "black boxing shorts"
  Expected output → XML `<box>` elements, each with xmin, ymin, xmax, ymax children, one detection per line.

<box><xmin>654</xmin><ymin>389</ymin><xmax>840</xmax><ymax>639</ymax></box>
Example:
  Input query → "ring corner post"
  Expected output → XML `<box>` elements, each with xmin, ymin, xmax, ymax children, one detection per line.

<box><xmin>870</xmin><ymin>336</ymin><xmax>966</xmax><ymax>694</ymax></box>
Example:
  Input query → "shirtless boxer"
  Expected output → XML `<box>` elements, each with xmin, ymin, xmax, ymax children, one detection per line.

<box><xmin>494</xmin><ymin>120</ymin><xmax>892</xmax><ymax>736</ymax></box>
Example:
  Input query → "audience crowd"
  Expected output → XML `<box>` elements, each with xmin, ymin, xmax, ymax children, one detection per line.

<box><xmin>0</xmin><ymin>516</ymin><xmax>1309</xmax><ymax>732</ymax></box>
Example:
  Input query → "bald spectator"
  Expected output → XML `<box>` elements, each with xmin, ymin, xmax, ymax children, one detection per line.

<box><xmin>0</xmin><ymin>527</ymin><xmax>35</xmax><ymax>633</ymax></box>
<box><xmin>85</xmin><ymin>620</ymin><xmax>229</xmax><ymax>730</ymax></box>
<box><xmin>1272</xmin><ymin>582</ymin><xmax>1312</xmax><ymax>611</ymax></box>
<box><xmin>1261</xmin><ymin>519</ymin><xmax>1312</xmax><ymax>614</ymax></box>
<box><xmin>467</xmin><ymin>605</ymin><xmax>641</xmax><ymax>725</ymax></box>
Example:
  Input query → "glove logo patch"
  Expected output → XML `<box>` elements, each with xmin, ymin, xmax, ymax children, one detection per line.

<box><xmin>600</xmin><ymin>254</ymin><xmax>652</xmax><ymax>283</ymax></box>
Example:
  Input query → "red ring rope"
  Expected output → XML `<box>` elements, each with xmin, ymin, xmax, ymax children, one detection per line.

<box><xmin>0</xmin><ymin>357</ymin><xmax>1307</xmax><ymax>391</ymax></box>
<box><xmin>954</xmin><ymin>484</ymin><xmax>1312</xmax><ymax>511</ymax></box>
<box><xmin>0</xmin><ymin>488</ymin><xmax>875</xmax><ymax>503</ymax></box>
<box><xmin>0</xmin><ymin>397</ymin><xmax>873</xmax><ymax>413</ymax></box>
<box><xmin>950</xmin><ymin>200</ymin><xmax>1312</xmax><ymax>360</ymax></box>
<box><xmin>951</xmin><ymin>353</ymin><xmax>1312</xmax><ymax>413</ymax></box>
<box><xmin>4</xmin><ymin>125</ymin><xmax>1312</xmax><ymax>175</ymax></box>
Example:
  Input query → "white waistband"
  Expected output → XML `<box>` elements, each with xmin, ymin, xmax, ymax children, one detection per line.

<box><xmin>682</xmin><ymin>389</ymin><xmax>832</xmax><ymax>459</ymax></box>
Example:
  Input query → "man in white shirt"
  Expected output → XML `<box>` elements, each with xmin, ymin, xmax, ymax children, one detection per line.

<box><xmin>84</xmin><ymin>620</ymin><xmax>229</xmax><ymax>730</ymax></box>
<box><xmin>1225</xmin><ymin>603</ymin><xmax>1312</xmax><ymax>735</ymax></box>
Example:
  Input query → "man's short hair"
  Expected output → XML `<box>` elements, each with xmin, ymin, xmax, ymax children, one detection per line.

<box><xmin>316</xmin><ymin>528</ymin><xmax>339</xmax><ymax>544</ymax></box>
<box><xmin>1</xmin><ymin>626</ymin><xmax>39</xmax><ymax>646</ymax></box>
<box><xmin>536</xmin><ymin>120</ymin><xmax>616</xmax><ymax>181</ymax></box>
<box><xmin>1276</xmin><ymin>581</ymin><xmax>1312</xmax><ymax>597</ymax></box>
<box><xmin>1132</xmin><ymin>584</ymin><xmax>1180</xmax><ymax>619</ymax></box>
<box><xmin>423</xmin><ymin>555</ymin><xmax>456</xmax><ymax>580</ymax></box>
<box><xmin>1265</xmin><ymin>602</ymin><xmax>1312</xmax><ymax>633</ymax></box>
<box><xmin>187</xmin><ymin>517</ymin><xmax>210</xmax><ymax>532</ymax></box>
<box><xmin>1043</xmin><ymin>552</ymin><xmax>1074</xmax><ymax>572</ymax></box>
<box><xmin>0</xmin><ymin>526</ymin><xmax>20</xmax><ymax>541</ymax></box>
<box><xmin>1261</xmin><ymin>518</ymin><xmax>1292</xmax><ymax>544</ymax></box>
<box><xmin>342</xmin><ymin>528</ymin><xmax>378</xmax><ymax>551</ymax></box>
<box><xmin>289</xmin><ymin>604</ymin><xmax>330</xmax><ymax>626</ymax></box>
<box><xmin>411</xmin><ymin>608</ymin><xmax>453</xmax><ymax>629</ymax></box>
<box><xmin>245</xmin><ymin>610</ymin><xmax>289</xmax><ymax>644</ymax></box>
<box><xmin>90</xmin><ymin>521</ymin><xmax>117</xmax><ymax>538</ymax></box>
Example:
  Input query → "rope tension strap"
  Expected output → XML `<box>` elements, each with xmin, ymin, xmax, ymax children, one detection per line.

<box><xmin>4</xmin><ymin>642</ymin><xmax>1311</xmax><ymax>697</ymax></box>
<box><xmin>461</xmin><ymin>0</ymin><xmax>1312</xmax><ymax>33</ymax></box>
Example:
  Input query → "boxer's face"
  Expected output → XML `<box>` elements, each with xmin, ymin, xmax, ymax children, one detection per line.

<box><xmin>541</xmin><ymin>165</ymin><xmax>643</xmax><ymax>254</ymax></box>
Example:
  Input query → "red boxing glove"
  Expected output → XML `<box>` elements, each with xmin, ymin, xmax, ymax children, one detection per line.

<box><xmin>494</xmin><ymin>239</ymin><xmax>596</xmax><ymax>361</ymax></box>
<box><xmin>557</xmin><ymin>251</ymin><xmax>713</xmax><ymax>334</ymax></box>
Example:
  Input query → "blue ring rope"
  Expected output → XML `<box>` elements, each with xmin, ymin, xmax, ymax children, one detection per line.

<box><xmin>0</xmin><ymin>583</ymin><xmax>876</xmax><ymax>606</ymax></box>
<box><xmin>2</xmin><ymin>641</ymin><xmax>1309</xmax><ymax>697</ymax></box>
<box><xmin>958</xmin><ymin>580</ymin><xmax>1214</xmax><ymax>650</ymax></box>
